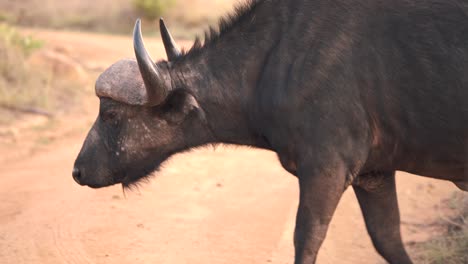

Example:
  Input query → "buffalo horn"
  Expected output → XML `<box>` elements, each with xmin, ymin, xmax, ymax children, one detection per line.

<box><xmin>133</xmin><ymin>19</ymin><xmax>167</xmax><ymax>105</ymax></box>
<box><xmin>159</xmin><ymin>18</ymin><xmax>181</xmax><ymax>61</ymax></box>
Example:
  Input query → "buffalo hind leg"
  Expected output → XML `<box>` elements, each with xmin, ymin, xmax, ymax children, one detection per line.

<box><xmin>453</xmin><ymin>180</ymin><xmax>468</xmax><ymax>191</ymax></box>
<box><xmin>294</xmin><ymin>160</ymin><xmax>348</xmax><ymax>264</ymax></box>
<box><xmin>353</xmin><ymin>171</ymin><xmax>412</xmax><ymax>264</ymax></box>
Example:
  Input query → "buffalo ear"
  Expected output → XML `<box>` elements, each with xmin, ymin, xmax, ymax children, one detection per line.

<box><xmin>161</xmin><ymin>90</ymin><xmax>205</xmax><ymax>124</ymax></box>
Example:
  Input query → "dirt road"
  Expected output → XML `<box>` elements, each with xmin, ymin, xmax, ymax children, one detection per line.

<box><xmin>0</xmin><ymin>29</ymin><xmax>463</xmax><ymax>264</ymax></box>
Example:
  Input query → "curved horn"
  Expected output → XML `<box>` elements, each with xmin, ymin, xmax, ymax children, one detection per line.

<box><xmin>133</xmin><ymin>19</ymin><xmax>167</xmax><ymax>105</ymax></box>
<box><xmin>159</xmin><ymin>18</ymin><xmax>181</xmax><ymax>61</ymax></box>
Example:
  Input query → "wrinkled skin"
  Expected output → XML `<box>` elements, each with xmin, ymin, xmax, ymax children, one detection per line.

<box><xmin>74</xmin><ymin>0</ymin><xmax>468</xmax><ymax>263</ymax></box>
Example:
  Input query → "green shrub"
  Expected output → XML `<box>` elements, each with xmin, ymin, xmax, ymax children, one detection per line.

<box><xmin>133</xmin><ymin>0</ymin><xmax>175</xmax><ymax>21</ymax></box>
<box><xmin>0</xmin><ymin>23</ymin><xmax>43</xmax><ymax>56</ymax></box>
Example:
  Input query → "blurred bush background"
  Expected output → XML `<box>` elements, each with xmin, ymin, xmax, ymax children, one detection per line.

<box><xmin>0</xmin><ymin>0</ymin><xmax>235</xmax><ymax>36</ymax></box>
<box><xmin>133</xmin><ymin>0</ymin><xmax>176</xmax><ymax>21</ymax></box>
<box><xmin>0</xmin><ymin>23</ymin><xmax>81</xmax><ymax>124</ymax></box>
<box><xmin>0</xmin><ymin>0</ymin><xmax>236</xmax><ymax>124</ymax></box>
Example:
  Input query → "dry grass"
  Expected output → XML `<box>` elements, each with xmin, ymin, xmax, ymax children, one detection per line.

<box><xmin>414</xmin><ymin>192</ymin><xmax>468</xmax><ymax>264</ymax></box>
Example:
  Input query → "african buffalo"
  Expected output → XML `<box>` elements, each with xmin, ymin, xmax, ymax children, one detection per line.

<box><xmin>73</xmin><ymin>0</ymin><xmax>468</xmax><ymax>263</ymax></box>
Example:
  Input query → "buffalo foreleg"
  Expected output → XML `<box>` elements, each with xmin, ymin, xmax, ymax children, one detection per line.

<box><xmin>293</xmin><ymin>160</ymin><xmax>349</xmax><ymax>264</ymax></box>
<box><xmin>352</xmin><ymin>171</ymin><xmax>413</xmax><ymax>264</ymax></box>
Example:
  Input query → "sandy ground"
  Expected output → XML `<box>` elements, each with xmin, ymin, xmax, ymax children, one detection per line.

<box><xmin>0</xmin><ymin>28</ymin><xmax>464</xmax><ymax>264</ymax></box>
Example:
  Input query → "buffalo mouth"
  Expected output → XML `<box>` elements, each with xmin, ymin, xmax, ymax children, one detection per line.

<box><xmin>75</xmin><ymin>175</ymin><xmax>117</xmax><ymax>189</ymax></box>
<box><xmin>75</xmin><ymin>154</ymin><xmax>168</xmax><ymax>189</ymax></box>
<box><xmin>74</xmin><ymin>165</ymin><xmax>160</xmax><ymax>189</ymax></box>
<box><xmin>85</xmin><ymin>181</ymin><xmax>116</xmax><ymax>189</ymax></box>
<box><xmin>73</xmin><ymin>169</ymin><xmax>142</xmax><ymax>189</ymax></box>
<box><xmin>79</xmin><ymin>173</ymin><xmax>148</xmax><ymax>189</ymax></box>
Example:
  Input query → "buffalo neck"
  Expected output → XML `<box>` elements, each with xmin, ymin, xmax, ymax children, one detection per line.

<box><xmin>170</xmin><ymin>0</ymin><xmax>282</xmax><ymax>148</ymax></box>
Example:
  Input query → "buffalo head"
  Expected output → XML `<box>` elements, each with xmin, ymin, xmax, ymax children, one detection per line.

<box><xmin>73</xmin><ymin>19</ymin><xmax>211</xmax><ymax>188</ymax></box>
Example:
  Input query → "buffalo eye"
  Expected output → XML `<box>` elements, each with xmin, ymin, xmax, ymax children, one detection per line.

<box><xmin>101</xmin><ymin>111</ymin><xmax>118</xmax><ymax>122</ymax></box>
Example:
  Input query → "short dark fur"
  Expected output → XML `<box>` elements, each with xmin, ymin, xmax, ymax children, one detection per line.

<box><xmin>74</xmin><ymin>0</ymin><xmax>468</xmax><ymax>263</ymax></box>
<box><xmin>181</xmin><ymin>0</ymin><xmax>261</xmax><ymax>57</ymax></box>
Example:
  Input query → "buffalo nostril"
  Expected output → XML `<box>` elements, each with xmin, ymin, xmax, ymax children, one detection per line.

<box><xmin>72</xmin><ymin>167</ymin><xmax>82</xmax><ymax>183</ymax></box>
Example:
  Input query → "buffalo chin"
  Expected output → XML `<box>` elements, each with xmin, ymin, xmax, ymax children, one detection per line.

<box><xmin>119</xmin><ymin>164</ymin><xmax>161</xmax><ymax>190</ymax></box>
<box><xmin>120</xmin><ymin>174</ymin><xmax>154</xmax><ymax>190</ymax></box>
